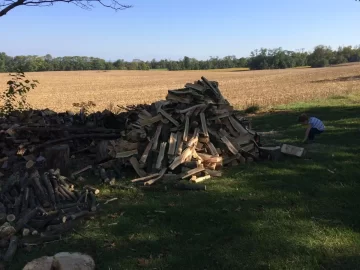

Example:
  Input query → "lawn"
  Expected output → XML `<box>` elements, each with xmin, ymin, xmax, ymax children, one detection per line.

<box><xmin>12</xmin><ymin>93</ymin><xmax>360</xmax><ymax>270</ymax></box>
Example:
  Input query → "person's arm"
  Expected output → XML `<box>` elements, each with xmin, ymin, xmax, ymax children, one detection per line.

<box><xmin>303</xmin><ymin>124</ymin><xmax>311</xmax><ymax>142</ymax></box>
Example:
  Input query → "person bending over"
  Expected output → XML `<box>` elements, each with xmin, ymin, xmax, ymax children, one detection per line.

<box><xmin>298</xmin><ymin>114</ymin><xmax>325</xmax><ymax>143</ymax></box>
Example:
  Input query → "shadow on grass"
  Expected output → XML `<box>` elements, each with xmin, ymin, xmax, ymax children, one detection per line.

<box><xmin>11</xmin><ymin>104</ymin><xmax>360</xmax><ymax>270</ymax></box>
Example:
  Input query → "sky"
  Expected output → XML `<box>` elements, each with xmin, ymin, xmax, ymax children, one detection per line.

<box><xmin>0</xmin><ymin>0</ymin><xmax>359</xmax><ymax>61</ymax></box>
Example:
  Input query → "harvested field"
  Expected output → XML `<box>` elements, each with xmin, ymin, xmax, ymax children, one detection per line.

<box><xmin>0</xmin><ymin>64</ymin><xmax>360</xmax><ymax>112</ymax></box>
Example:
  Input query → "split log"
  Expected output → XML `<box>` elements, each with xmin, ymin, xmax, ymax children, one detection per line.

<box><xmin>181</xmin><ymin>166</ymin><xmax>205</xmax><ymax>179</ymax></box>
<box><xmin>220</xmin><ymin>136</ymin><xmax>239</xmax><ymax>155</ymax></box>
<box><xmin>206</xmin><ymin>142</ymin><xmax>219</xmax><ymax>156</ymax></box>
<box><xmin>200</xmin><ymin>113</ymin><xmax>209</xmax><ymax>137</ymax></box>
<box><xmin>129</xmin><ymin>157</ymin><xmax>146</xmax><ymax>177</ymax></box>
<box><xmin>169</xmin><ymin>147</ymin><xmax>194</xmax><ymax>170</ymax></box>
<box><xmin>44</xmin><ymin>144</ymin><xmax>70</xmax><ymax>176</ymax></box>
<box><xmin>139</xmin><ymin>140</ymin><xmax>153</xmax><ymax>165</ymax></box>
<box><xmin>183</xmin><ymin>116</ymin><xmax>189</xmax><ymax>142</ymax></box>
<box><xmin>190</xmin><ymin>175</ymin><xmax>211</xmax><ymax>183</ymax></box>
<box><xmin>152</xmin><ymin>124</ymin><xmax>163</xmax><ymax>151</ymax></box>
<box><xmin>168</xmin><ymin>133</ymin><xmax>177</xmax><ymax>156</ymax></box>
<box><xmin>228</xmin><ymin>116</ymin><xmax>248</xmax><ymax>135</ymax></box>
<box><xmin>156</xmin><ymin>142</ymin><xmax>167</xmax><ymax>170</ymax></box>
<box><xmin>176</xmin><ymin>132</ymin><xmax>183</xmax><ymax>156</ymax></box>
<box><xmin>3</xmin><ymin>235</ymin><xmax>18</xmax><ymax>262</ymax></box>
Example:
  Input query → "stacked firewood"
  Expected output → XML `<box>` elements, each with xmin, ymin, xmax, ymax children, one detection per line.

<box><xmin>112</xmin><ymin>76</ymin><xmax>260</xmax><ymax>187</ymax></box>
<box><xmin>0</xmin><ymin>168</ymin><xmax>98</xmax><ymax>262</ymax></box>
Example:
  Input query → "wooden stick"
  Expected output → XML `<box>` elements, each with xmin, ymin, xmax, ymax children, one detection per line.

<box><xmin>131</xmin><ymin>173</ymin><xmax>159</xmax><ymax>183</ymax></box>
<box><xmin>144</xmin><ymin>168</ymin><xmax>167</xmax><ymax>186</ymax></box>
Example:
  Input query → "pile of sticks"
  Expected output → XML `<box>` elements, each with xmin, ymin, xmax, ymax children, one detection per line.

<box><xmin>0</xmin><ymin>168</ymin><xmax>98</xmax><ymax>262</ymax></box>
<box><xmin>119</xmin><ymin>76</ymin><xmax>260</xmax><ymax>187</ymax></box>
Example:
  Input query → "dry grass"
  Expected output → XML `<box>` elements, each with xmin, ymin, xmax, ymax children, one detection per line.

<box><xmin>0</xmin><ymin>64</ymin><xmax>359</xmax><ymax>112</ymax></box>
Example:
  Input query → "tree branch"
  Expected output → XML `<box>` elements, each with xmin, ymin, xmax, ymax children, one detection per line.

<box><xmin>0</xmin><ymin>0</ymin><xmax>131</xmax><ymax>17</ymax></box>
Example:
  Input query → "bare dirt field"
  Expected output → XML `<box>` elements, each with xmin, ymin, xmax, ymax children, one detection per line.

<box><xmin>1</xmin><ymin>64</ymin><xmax>359</xmax><ymax>112</ymax></box>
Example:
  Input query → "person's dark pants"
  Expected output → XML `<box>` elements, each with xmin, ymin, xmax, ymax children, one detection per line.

<box><xmin>308</xmin><ymin>128</ymin><xmax>323</xmax><ymax>141</ymax></box>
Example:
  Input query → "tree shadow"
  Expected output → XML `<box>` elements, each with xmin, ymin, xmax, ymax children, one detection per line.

<box><xmin>10</xmin><ymin>104</ymin><xmax>360</xmax><ymax>270</ymax></box>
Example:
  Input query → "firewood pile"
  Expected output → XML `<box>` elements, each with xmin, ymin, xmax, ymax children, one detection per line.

<box><xmin>122</xmin><ymin>76</ymin><xmax>260</xmax><ymax>187</ymax></box>
<box><xmin>0</xmin><ymin>168</ymin><xmax>98</xmax><ymax>262</ymax></box>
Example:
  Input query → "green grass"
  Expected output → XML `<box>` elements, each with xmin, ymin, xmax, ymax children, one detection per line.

<box><xmin>12</xmin><ymin>93</ymin><xmax>360</xmax><ymax>270</ymax></box>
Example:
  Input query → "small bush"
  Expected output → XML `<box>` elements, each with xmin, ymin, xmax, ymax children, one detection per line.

<box><xmin>0</xmin><ymin>72</ymin><xmax>39</xmax><ymax>115</ymax></box>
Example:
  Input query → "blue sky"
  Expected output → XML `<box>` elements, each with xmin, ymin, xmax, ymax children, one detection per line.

<box><xmin>0</xmin><ymin>0</ymin><xmax>359</xmax><ymax>61</ymax></box>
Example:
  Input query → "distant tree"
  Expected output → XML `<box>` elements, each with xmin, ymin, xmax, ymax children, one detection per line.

<box><xmin>0</xmin><ymin>0</ymin><xmax>132</xmax><ymax>17</ymax></box>
<box><xmin>307</xmin><ymin>45</ymin><xmax>333</xmax><ymax>67</ymax></box>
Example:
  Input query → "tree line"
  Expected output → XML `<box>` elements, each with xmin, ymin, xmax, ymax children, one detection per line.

<box><xmin>1</xmin><ymin>45</ymin><xmax>360</xmax><ymax>72</ymax></box>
